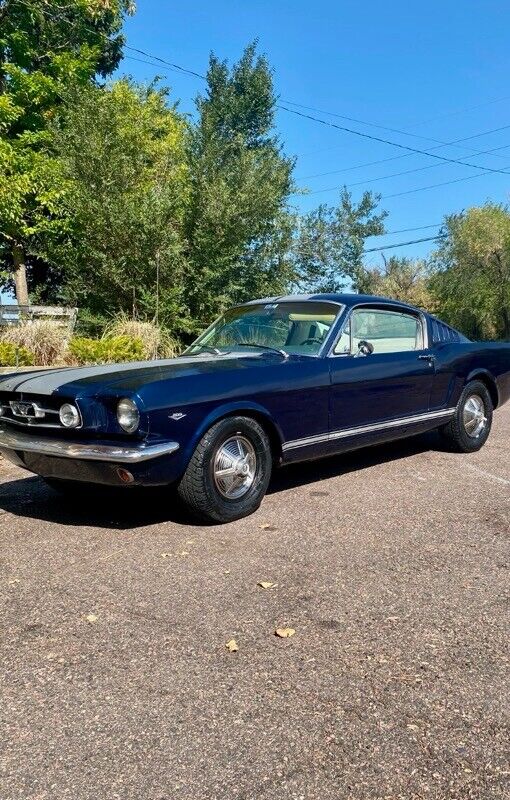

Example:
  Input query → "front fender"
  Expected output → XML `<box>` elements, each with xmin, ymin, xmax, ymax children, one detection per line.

<box><xmin>179</xmin><ymin>400</ymin><xmax>285</xmax><ymax>468</ymax></box>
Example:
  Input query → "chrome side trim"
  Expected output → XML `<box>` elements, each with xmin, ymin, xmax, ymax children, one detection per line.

<box><xmin>282</xmin><ymin>408</ymin><xmax>456</xmax><ymax>452</ymax></box>
<box><xmin>0</xmin><ymin>426</ymin><xmax>179</xmax><ymax>463</ymax></box>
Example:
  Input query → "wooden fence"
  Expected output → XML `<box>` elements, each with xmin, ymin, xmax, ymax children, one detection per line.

<box><xmin>0</xmin><ymin>305</ymin><xmax>78</xmax><ymax>331</ymax></box>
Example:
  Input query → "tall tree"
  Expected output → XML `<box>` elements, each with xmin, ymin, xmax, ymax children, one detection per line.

<box><xmin>360</xmin><ymin>256</ymin><xmax>436</xmax><ymax>309</ymax></box>
<box><xmin>429</xmin><ymin>204</ymin><xmax>510</xmax><ymax>340</ymax></box>
<box><xmin>292</xmin><ymin>189</ymin><xmax>386</xmax><ymax>293</ymax></box>
<box><xmin>184</xmin><ymin>43</ymin><xmax>295</xmax><ymax>329</ymax></box>
<box><xmin>0</xmin><ymin>0</ymin><xmax>134</xmax><ymax>303</ymax></box>
<box><xmin>41</xmin><ymin>80</ymin><xmax>190</xmax><ymax>332</ymax></box>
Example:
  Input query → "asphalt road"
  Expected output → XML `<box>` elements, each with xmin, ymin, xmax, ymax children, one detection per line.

<box><xmin>1</xmin><ymin>406</ymin><xmax>509</xmax><ymax>800</ymax></box>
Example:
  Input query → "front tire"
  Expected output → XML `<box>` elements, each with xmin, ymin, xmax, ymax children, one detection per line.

<box><xmin>177</xmin><ymin>416</ymin><xmax>272</xmax><ymax>523</ymax></box>
<box><xmin>440</xmin><ymin>380</ymin><xmax>493</xmax><ymax>453</ymax></box>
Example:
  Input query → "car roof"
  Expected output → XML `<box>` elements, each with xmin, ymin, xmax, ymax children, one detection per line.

<box><xmin>242</xmin><ymin>293</ymin><xmax>422</xmax><ymax>314</ymax></box>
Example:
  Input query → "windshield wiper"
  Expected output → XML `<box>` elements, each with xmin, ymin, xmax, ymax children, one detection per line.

<box><xmin>187</xmin><ymin>345</ymin><xmax>225</xmax><ymax>356</ymax></box>
<box><xmin>235</xmin><ymin>342</ymin><xmax>288</xmax><ymax>358</ymax></box>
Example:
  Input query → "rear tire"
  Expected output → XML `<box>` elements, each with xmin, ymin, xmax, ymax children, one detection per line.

<box><xmin>439</xmin><ymin>380</ymin><xmax>493</xmax><ymax>453</ymax></box>
<box><xmin>177</xmin><ymin>416</ymin><xmax>272</xmax><ymax>523</ymax></box>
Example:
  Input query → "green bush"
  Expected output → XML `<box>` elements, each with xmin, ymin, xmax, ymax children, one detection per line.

<box><xmin>0</xmin><ymin>342</ymin><xmax>35</xmax><ymax>367</ymax></box>
<box><xmin>68</xmin><ymin>335</ymin><xmax>144</xmax><ymax>365</ymax></box>
<box><xmin>104</xmin><ymin>335</ymin><xmax>144</xmax><ymax>363</ymax></box>
<box><xmin>68</xmin><ymin>337</ymin><xmax>102</xmax><ymax>365</ymax></box>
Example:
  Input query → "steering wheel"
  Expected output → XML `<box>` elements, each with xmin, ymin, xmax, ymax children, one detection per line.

<box><xmin>299</xmin><ymin>337</ymin><xmax>324</xmax><ymax>347</ymax></box>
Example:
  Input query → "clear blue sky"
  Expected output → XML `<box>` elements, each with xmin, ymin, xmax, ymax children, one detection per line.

<box><xmin>118</xmin><ymin>0</ymin><xmax>510</xmax><ymax>267</ymax></box>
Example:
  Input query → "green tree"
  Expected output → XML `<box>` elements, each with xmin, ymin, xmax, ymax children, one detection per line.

<box><xmin>183</xmin><ymin>43</ymin><xmax>295</xmax><ymax>330</ymax></box>
<box><xmin>429</xmin><ymin>204</ymin><xmax>510</xmax><ymax>339</ymax></box>
<box><xmin>292</xmin><ymin>189</ymin><xmax>386</xmax><ymax>293</ymax></box>
<box><xmin>0</xmin><ymin>0</ymin><xmax>134</xmax><ymax>303</ymax></box>
<box><xmin>360</xmin><ymin>256</ymin><xmax>436</xmax><ymax>310</ymax></box>
<box><xmin>42</xmin><ymin>79</ymin><xmax>190</xmax><ymax>332</ymax></box>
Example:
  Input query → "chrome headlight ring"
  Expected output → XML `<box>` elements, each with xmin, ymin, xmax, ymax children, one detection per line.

<box><xmin>117</xmin><ymin>398</ymin><xmax>140</xmax><ymax>434</ymax></box>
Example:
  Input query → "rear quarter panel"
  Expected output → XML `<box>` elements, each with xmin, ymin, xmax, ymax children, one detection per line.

<box><xmin>430</xmin><ymin>341</ymin><xmax>510</xmax><ymax>409</ymax></box>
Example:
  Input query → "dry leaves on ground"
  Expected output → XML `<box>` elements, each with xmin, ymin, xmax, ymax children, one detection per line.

<box><xmin>225</xmin><ymin>639</ymin><xmax>239</xmax><ymax>652</ymax></box>
<box><xmin>257</xmin><ymin>581</ymin><xmax>276</xmax><ymax>589</ymax></box>
<box><xmin>275</xmin><ymin>627</ymin><xmax>295</xmax><ymax>638</ymax></box>
<box><xmin>85</xmin><ymin>613</ymin><xmax>98</xmax><ymax>624</ymax></box>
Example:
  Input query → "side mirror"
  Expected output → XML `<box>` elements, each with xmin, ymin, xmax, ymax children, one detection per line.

<box><xmin>357</xmin><ymin>339</ymin><xmax>374</xmax><ymax>356</ymax></box>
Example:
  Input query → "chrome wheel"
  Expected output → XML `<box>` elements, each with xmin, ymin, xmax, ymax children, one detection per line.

<box><xmin>213</xmin><ymin>435</ymin><xmax>257</xmax><ymax>500</ymax></box>
<box><xmin>463</xmin><ymin>394</ymin><xmax>487</xmax><ymax>438</ymax></box>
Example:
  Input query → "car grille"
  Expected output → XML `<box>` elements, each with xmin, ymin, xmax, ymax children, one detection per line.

<box><xmin>0</xmin><ymin>392</ymin><xmax>81</xmax><ymax>430</ymax></box>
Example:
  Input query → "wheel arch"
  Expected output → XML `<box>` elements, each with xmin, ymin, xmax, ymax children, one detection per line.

<box><xmin>183</xmin><ymin>401</ymin><xmax>284</xmax><ymax>466</ymax></box>
<box><xmin>466</xmin><ymin>369</ymin><xmax>499</xmax><ymax>409</ymax></box>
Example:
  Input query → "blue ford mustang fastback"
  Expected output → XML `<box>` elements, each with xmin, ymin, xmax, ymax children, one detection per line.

<box><xmin>0</xmin><ymin>294</ymin><xmax>509</xmax><ymax>522</ymax></box>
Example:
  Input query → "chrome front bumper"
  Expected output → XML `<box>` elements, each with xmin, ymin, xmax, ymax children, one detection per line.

<box><xmin>0</xmin><ymin>426</ymin><xmax>179</xmax><ymax>463</ymax></box>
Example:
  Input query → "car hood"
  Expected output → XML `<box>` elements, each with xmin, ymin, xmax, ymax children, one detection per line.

<box><xmin>0</xmin><ymin>352</ymin><xmax>273</xmax><ymax>397</ymax></box>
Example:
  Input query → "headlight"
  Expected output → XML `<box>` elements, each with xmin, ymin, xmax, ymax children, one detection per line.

<box><xmin>117</xmin><ymin>398</ymin><xmax>140</xmax><ymax>433</ymax></box>
<box><xmin>59</xmin><ymin>403</ymin><xmax>80</xmax><ymax>428</ymax></box>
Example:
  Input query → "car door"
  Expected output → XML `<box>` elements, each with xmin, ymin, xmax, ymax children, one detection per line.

<box><xmin>328</xmin><ymin>304</ymin><xmax>435</xmax><ymax>436</ymax></box>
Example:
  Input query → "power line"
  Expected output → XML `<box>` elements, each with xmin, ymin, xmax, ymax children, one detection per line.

<box><xmin>284</xmin><ymin>99</ymin><xmax>510</xmax><ymax>161</ymax></box>
<box><xmin>298</xmin><ymin>125</ymin><xmax>510</xmax><ymax>180</ymax></box>
<box><xmin>124</xmin><ymin>46</ymin><xmax>206</xmax><ymax>81</ymax></box>
<box><xmin>295</xmin><ymin>233</ymin><xmax>445</xmax><ymax>262</ymax></box>
<box><xmin>371</xmin><ymin>223</ymin><xmax>442</xmax><ymax>237</ymax></box>
<box><xmin>363</xmin><ymin>235</ymin><xmax>444</xmax><ymax>253</ymax></box>
<box><xmin>122</xmin><ymin>53</ymin><xmax>510</xmax><ymax>198</ymax></box>
<box><xmin>381</xmin><ymin>170</ymin><xmax>501</xmax><ymax>200</ymax></box>
<box><xmin>123</xmin><ymin>53</ymin><xmax>202</xmax><ymax>80</ymax></box>
<box><xmin>279</xmin><ymin>105</ymin><xmax>510</xmax><ymax>176</ymax></box>
<box><xmin>12</xmin><ymin>0</ymin><xmax>509</xmax><ymax>212</ymax></box>
<box><xmin>302</xmin><ymin>142</ymin><xmax>510</xmax><ymax>196</ymax></box>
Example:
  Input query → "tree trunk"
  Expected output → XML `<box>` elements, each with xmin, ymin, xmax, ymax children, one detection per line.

<box><xmin>12</xmin><ymin>242</ymin><xmax>29</xmax><ymax>306</ymax></box>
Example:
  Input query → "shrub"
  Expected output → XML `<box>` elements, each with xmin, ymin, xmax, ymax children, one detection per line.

<box><xmin>103</xmin><ymin>313</ymin><xmax>179</xmax><ymax>359</ymax></box>
<box><xmin>0</xmin><ymin>342</ymin><xmax>34</xmax><ymax>367</ymax></box>
<box><xmin>67</xmin><ymin>337</ymin><xmax>103</xmax><ymax>365</ymax></box>
<box><xmin>68</xmin><ymin>335</ymin><xmax>144</xmax><ymax>365</ymax></box>
<box><xmin>104</xmin><ymin>335</ymin><xmax>144</xmax><ymax>363</ymax></box>
<box><xmin>1</xmin><ymin>321</ymin><xmax>69</xmax><ymax>365</ymax></box>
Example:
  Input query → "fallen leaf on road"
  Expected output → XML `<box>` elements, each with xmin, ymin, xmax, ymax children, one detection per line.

<box><xmin>8</xmin><ymin>578</ymin><xmax>20</xmax><ymax>585</ymax></box>
<box><xmin>226</xmin><ymin>639</ymin><xmax>239</xmax><ymax>652</ymax></box>
<box><xmin>180</xmin><ymin>551</ymin><xmax>190</xmax><ymax>556</ymax></box>
<box><xmin>160</xmin><ymin>552</ymin><xmax>172</xmax><ymax>558</ymax></box>
<box><xmin>275</xmin><ymin>627</ymin><xmax>295</xmax><ymax>638</ymax></box>
<box><xmin>259</xmin><ymin>523</ymin><xmax>277</xmax><ymax>531</ymax></box>
<box><xmin>85</xmin><ymin>613</ymin><xmax>98</xmax><ymax>624</ymax></box>
<box><xmin>257</xmin><ymin>581</ymin><xmax>276</xmax><ymax>589</ymax></box>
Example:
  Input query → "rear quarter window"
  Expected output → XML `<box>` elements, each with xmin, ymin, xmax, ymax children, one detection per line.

<box><xmin>431</xmin><ymin>319</ymin><xmax>461</xmax><ymax>344</ymax></box>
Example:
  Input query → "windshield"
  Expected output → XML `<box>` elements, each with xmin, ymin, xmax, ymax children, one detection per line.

<box><xmin>185</xmin><ymin>301</ymin><xmax>342</xmax><ymax>356</ymax></box>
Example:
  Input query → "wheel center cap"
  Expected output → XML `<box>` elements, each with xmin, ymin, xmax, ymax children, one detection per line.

<box><xmin>234</xmin><ymin>457</ymin><xmax>250</xmax><ymax>477</ymax></box>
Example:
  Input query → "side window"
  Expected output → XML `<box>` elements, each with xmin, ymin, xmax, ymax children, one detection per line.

<box><xmin>335</xmin><ymin>308</ymin><xmax>422</xmax><ymax>354</ymax></box>
<box><xmin>352</xmin><ymin>309</ymin><xmax>421</xmax><ymax>353</ymax></box>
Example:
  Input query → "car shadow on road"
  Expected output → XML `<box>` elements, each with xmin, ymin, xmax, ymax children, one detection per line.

<box><xmin>268</xmin><ymin>429</ymin><xmax>445</xmax><ymax>495</ymax></box>
<box><xmin>0</xmin><ymin>431</ymin><xmax>447</xmax><ymax>530</ymax></box>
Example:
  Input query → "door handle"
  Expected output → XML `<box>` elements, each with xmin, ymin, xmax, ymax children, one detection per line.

<box><xmin>418</xmin><ymin>354</ymin><xmax>436</xmax><ymax>365</ymax></box>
